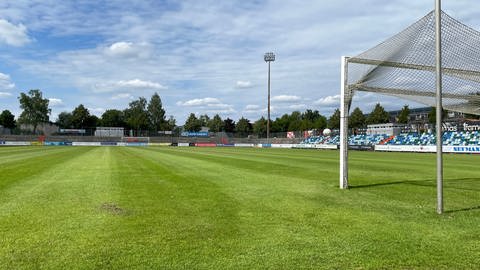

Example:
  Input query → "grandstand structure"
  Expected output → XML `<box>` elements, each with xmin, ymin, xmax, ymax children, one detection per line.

<box><xmin>340</xmin><ymin>3</ymin><xmax>480</xmax><ymax>213</ymax></box>
<box><xmin>300</xmin><ymin>131</ymin><xmax>480</xmax><ymax>147</ymax></box>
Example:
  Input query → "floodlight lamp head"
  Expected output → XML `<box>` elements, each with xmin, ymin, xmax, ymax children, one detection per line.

<box><xmin>264</xmin><ymin>52</ymin><xmax>275</xmax><ymax>62</ymax></box>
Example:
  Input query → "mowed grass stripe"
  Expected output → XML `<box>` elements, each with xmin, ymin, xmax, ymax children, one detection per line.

<box><xmin>0</xmin><ymin>146</ymin><xmax>478</xmax><ymax>269</ymax></box>
<box><xmin>137</xmin><ymin>147</ymin><xmax>478</xmax><ymax>214</ymax></box>
<box><xmin>119</xmin><ymin>147</ymin><xmax>340</xmax><ymax>268</ymax></box>
<box><xmin>103</xmin><ymin>146</ymin><xmax>245</xmax><ymax>268</ymax></box>
<box><xmin>0</xmin><ymin>146</ymin><xmax>75</xmax><ymax>166</ymax></box>
<box><xmin>0</xmin><ymin>147</ymin><xmax>93</xmax><ymax>191</ymax></box>
<box><xmin>0</xmin><ymin>147</ymin><xmax>125</xmax><ymax>268</ymax></box>
<box><xmin>123</xmin><ymin>147</ymin><xmax>480</xmax><ymax>268</ymax></box>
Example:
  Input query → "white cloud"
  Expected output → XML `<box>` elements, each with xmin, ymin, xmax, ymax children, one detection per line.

<box><xmin>205</xmin><ymin>107</ymin><xmax>236</xmax><ymax>114</ymax></box>
<box><xmin>289</xmin><ymin>104</ymin><xmax>307</xmax><ymax>110</ymax></box>
<box><xmin>314</xmin><ymin>95</ymin><xmax>340</xmax><ymax>106</ymax></box>
<box><xmin>88</xmin><ymin>107</ymin><xmax>106</xmax><ymax>116</ymax></box>
<box><xmin>0</xmin><ymin>19</ymin><xmax>30</xmax><ymax>46</ymax></box>
<box><xmin>105</xmin><ymin>41</ymin><xmax>152</xmax><ymax>58</ymax></box>
<box><xmin>48</xmin><ymin>98</ymin><xmax>64</xmax><ymax>106</ymax></box>
<box><xmin>111</xmin><ymin>93</ymin><xmax>134</xmax><ymax>100</ymax></box>
<box><xmin>108</xmin><ymin>42</ymin><xmax>133</xmax><ymax>54</ymax></box>
<box><xmin>245</xmin><ymin>104</ymin><xmax>260</xmax><ymax>110</ymax></box>
<box><xmin>235</xmin><ymin>80</ymin><xmax>253</xmax><ymax>89</ymax></box>
<box><xmin>0</xmin><ymin>72</ymin><xmax>15</xmax><ymax>91</ymax></box>
<box><xmin>0</xmin><ymin>92</ymin><xmax>12</xmax><ymax>98</ymax></box>
<box><xmin>117</xmin><ymin>79</ymin><xmax>165</xmax><ymax>89</ymax></box>
<box><xmin>177</xmin><ymin>97</ymin><xmax>236</xmax><ymax>115</ymax></box>
<box><xmin>271</xmin><ymin>95</ymin><xmax>302</xmax><ymax>102</ymax></box>
<box><xmin>94</xmin><ymin>79</ymin><xmax>167</xmax><ymax>93</ymax></box>
<box><xmin>177</xmin><ymin>97</ymin><xmax>222</xmax><ymax>107</ymax></box>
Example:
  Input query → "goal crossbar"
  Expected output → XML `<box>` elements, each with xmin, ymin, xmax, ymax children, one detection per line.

<box><xmin>348</xmin><ymin>57</ymin><xmax>480</xmax><ymax>79</ymax></box>
<box><xmin>351</xmin><ymin>84</ymin><xmax>480</xmax><ymax>101</ymax></box>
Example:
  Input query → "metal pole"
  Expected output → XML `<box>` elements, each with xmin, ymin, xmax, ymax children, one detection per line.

<box><xmin>340</xmin><ymin>56</ymin><xmax>349</xmax><ymax>189</ymax></box>
<box><xmin>435</xmin><ymin>0</ymin><xmax>444</xmax><ymax>214</ymax></box>
<box><xmin>267</xmin><ymin>61</ymin><xmax>271</xmax><ymax>143</ymax></box>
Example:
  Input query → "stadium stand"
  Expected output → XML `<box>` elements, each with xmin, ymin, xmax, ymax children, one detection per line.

<box><xmin>300</xmin><ymin>131</ymin><xmax>480</xmax><ymax>146</ymax></box>
<box><xmin>348</xmin><ymin>134</ymin><xmax>389</xmax><ymax>146</ymax></box>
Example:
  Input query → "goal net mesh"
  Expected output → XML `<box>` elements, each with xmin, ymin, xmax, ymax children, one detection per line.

<box><xmin>346</xmin><ymin>10</ymin><xmax>480</xmax><ymax>116</ymax></box>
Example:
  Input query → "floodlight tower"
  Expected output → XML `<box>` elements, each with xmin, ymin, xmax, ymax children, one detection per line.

<box><xmin>264</xmin><ymin>52</ymin><xmax>275</xmax><ymax>142</ymax></box>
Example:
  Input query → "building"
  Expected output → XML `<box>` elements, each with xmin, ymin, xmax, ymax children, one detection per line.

<box><xmin>95</xmin><ymin>127</ymin><xmax>124</xmax><ymax>137</ymax></box>
<box><xmin>367</xmin><ymin>123</ymin><xmax>406</xmax><ymax>136</ymax></box>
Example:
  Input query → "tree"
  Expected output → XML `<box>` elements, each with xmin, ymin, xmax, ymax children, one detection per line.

<box><xmin>300</xmin><ymin>109</ymin><xmax>318</xmax><ymax>131</ymax></box>
<box><xmin>328</xmin><ymin>109</ymin><xmax>341</xmax><ymax>129</ymax></box>
<box><xmin>166</xmin><ymin>115</ymin><xmax>176</xmax><ymax>130</ymax></box>
<box><xmin>428</xmin><ymin>107</ymin><xmax>447</xmax><ymax>124</ymax></box>
<box><xmin>184</xmin><ymin>113</ymin><xmax>201</xmax><ymax>132</ymax></box>
<box><xmin>349</xmin><ymin>107</ymin><xmax>366</xmax><ymax>129</ymax></box>
<box><xmin>271</xmin><ymin>114</ymin><xmax>290</xmax><ymax>132</ymax></box>
<box><xmin>18</xmin><ymin>89</ymin><xmax>51</xmax><ymax>134</ymax></box>
<box><xmin>302</xmin><ymin>109</ymin><xmax>321</xmax><ymax>122</ymax></box>
<box><xmin>367</xmin><ymin>103</ymin><xmax>390</xmax><ymax>124</ymax></box>
<box><xmin>397</xmin><ymin>105</ymin><xmax>410</xmax><ymax>124</ymax></box>
<box><xmin>85</xmin><ymin>115</ymin><xmax>99</xmax><ymax>128</ymax></box>
<box><xmin>147</xmin><ymin>92</ymin><xmax>166</xmax><ymax>132</ymax></box>
<box><xmin>253</xmin><ymin>117</ymin><xmax>267</xmax><ymax>137</ymax></box>
<box><xmin>125</xmin><ymin>97</ymin><xmax>149</xmax><ymax>135</ymax></box>
<box><xmin>56</xmin><ymin>112</ymin><xmax>73</xmax><ymax>129</ymax></box>
<box><xmin>199</xmin><ymin>114</ymin><xmax>210</xmax><ymax>127</ymax></box>
<box><xmin>208</xmin><ymin>114</ymin><xmax>224</xmax><ymax>132</ymax></box>
<box><xmin>298</xmin><ymin>109</ymin><xmax>327</xmax><ymax>131</ymax></box>
<box><xmin>288</xmin><ymin>111</ymin><xmax>302</xmax><ymax>131</ymax></box>
<box><xmin>0</xmin><ymin>110</ymin><xmax>16</xmax><ymax>129</ymax></box>
<box><xmin>101</xmin><ymin>109</ymin><xmax>125</xmax><ymax>127</ymax></box>
<box><xmin>313</xmin><ymin>115</ymin><xmax>327</xmax><ymax>130</ymax></box>
<box><xmin>223</xmin><ymin>118</ymin><xmax>235</xmax><ymax>133</ymax></box>
<box><xmin>235</xmin><ymin>117</ymin><xmax>252</xmax><ymax>137</ymax></box>
<box><xmin>71</xmin><ymin>104</ymin><xmax>91</xmax><ymax>128</ymax></box>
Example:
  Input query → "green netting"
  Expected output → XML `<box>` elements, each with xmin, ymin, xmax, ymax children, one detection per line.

<box><xmin>347</xmin><ymin>11</ymin><xmax>480</xmax><ymax>115</ymax></box>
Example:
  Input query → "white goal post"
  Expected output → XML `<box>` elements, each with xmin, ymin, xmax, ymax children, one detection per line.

<box><xmin>339</xmin><ymin>1</ymin><xmax>480</xmax><ymax>214</ymax></box>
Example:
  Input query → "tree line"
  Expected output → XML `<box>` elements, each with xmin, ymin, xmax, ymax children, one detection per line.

<box><xmin>56</xmin><ymin>93</ymin><xmax>175</xmax><ymax>136</ymax></box>
<box><xmin>4</xmin><ymin>88</ymin><xmax>466</xmax><ymax>136</ymax></box>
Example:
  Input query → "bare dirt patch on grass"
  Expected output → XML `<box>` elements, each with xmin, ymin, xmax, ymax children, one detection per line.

<box><xmin>100</xmin><ymin>202</ymin><xmax>127</xmax><ymax>215</ymax></box>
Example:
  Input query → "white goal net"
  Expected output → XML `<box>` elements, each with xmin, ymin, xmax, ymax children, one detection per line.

<box><xmin>340</xmin><ymin>9</ymin><xmax>480</xmax><ymax>192</ymax></box>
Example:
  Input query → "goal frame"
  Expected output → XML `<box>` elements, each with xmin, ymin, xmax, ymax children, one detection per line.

<box><xmin>339</xmin><ymin>0</ymin><xmax>446</xmax><ymax>215</ymax></box>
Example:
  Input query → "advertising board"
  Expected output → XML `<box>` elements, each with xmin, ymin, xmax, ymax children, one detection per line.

<box><xmin>271</xmin><ymin>144</ymin><xmax>295</xmax><ymax>148</ymax></box>
<box><xmin>234</xmin><ymin>143</ymin><xmax>255</xmax><ymax>147</ymax></box>
<box><xmin>72</xmin><ymin>142</ymin><xmax>102</xmax><ymax>146</ymax></box>
<box><xmin>195</xmin><ymin>143</ymin><xmax>217</xmax><ymax>147</ymax></box>
<box><xmin>180</xmin><ymin>132</ymin><xmax>209</xmax><ymax>137</ymax></box>
<box><xmin>444</xmin><ymin>145</ymin><xmax>480</xmax><ymax>154</ymax></box>
<box><xmin>101</xmin><ymin>142</ymin><xmax>118</xmax><ymax>146</ymax></box>
<box><xmin>314</xmin><ymin>144</ymin><xmax>338</xmax><ymax>149</ymax></box>
<box><xmin>44</xmin><ymin>141</ymin><xmax>71</xmax><ymax>146</ymax></box>
<box><xmin>5</xmin><ymin>141</ymin><xmax>31</xmax><ymax>146</ymax></box>
<box><xmin>293</xmin><ymin>144</ymin><xmax>337</xmax><ymax>149</ymax></box>
<box><xmin>375</xmin><ymin>145</ymin><xmax>480</xmax><ymax>154</ymax></box>
<box><xmin>374</xmin><ymin>145</ymin><xmax>436</xmax><ymax>152</ymax></box>
<box><xmin>349</xmin><ymin>145</ymin><xmax>374</xmax><ymax>151</ymax></box>
<box><xmin>148</xmin><ymin>143</ymin><xmax>171</xmax><ymax>146</ymax></box>
<box><xmin>126</xmin><ymin>142</ymin><xmax>147</xmax><ymax>146</ymax></box>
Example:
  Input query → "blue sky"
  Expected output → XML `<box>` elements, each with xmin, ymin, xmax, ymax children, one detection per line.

<box><xmin>0</xmin><ymin>0</ymin><xmax>478</xmax><ymax>123</ymax></box>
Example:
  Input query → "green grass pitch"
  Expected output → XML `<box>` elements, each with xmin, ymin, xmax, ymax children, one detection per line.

<box><xmin>0</xmin><ymin>146</ymin><xmax>479</xmax><ymax>269</ymax></box>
